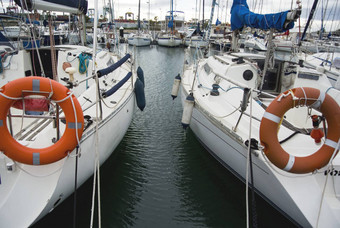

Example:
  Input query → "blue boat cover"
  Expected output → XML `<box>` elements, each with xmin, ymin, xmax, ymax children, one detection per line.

<box><xmin>230</xmin><ymin>0</ymin><xmax>294</xmax><ymax>32</ymax></box>
<box><xmin>26</xmin><ymin>19</ymin><xmax>40</xmax><ymax>25</ymax></box>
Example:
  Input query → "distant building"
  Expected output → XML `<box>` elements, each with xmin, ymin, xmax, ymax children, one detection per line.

<box><xmin>160</xmin><ymin>11</ymin><xmax>185</xmax><ymax>32</ymax></box>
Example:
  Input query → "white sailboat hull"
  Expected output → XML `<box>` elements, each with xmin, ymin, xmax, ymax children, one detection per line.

<box><xmin>180</xmin><ymin>52</ymin><xmax>340</xmax><ymax>227</ymax></box>
<box><xmin>0</xmin><ymin>45</ymin><xmax>138</xmax><ymax>227</ymax></box>
<box><xmin>181</xmin><ymin>86</ymin><xmax>340</xmax><ymax>227</ymax></box>
<box><xmin>128</xmin><ymin>36</ymin><xmax>151</xmax><ymax>47</ymax></box>
<box><xmin>0</xmin><ymin>93</ymin><xmax>134</xmax><ymax>227</ymax></box>
<box><xmin>157</xmin><ymin>37</ymin><xmax>182</xmax><ymax>47</ymax></box>
<box><xmin>184</xmin><ymin>38</ymin><xmax>209</xmax><ymax>48</ymax></box>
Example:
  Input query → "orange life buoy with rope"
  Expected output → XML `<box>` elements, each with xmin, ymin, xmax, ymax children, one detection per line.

<box><xmin>0</xmin><ymin>76</ymin><xmax>84</xmax><ymax>165</ymax></box>
<box><xmin>260</xmin><ymin>87</ymin><xmax>340</xmax><ymax>174</ymax></box>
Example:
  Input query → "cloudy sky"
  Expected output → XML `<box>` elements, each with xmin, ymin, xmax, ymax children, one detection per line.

<box><xmin>104</xmin><ymin>0</ymin><xmax>340</xmax><ymax>31</ymax></box>
<box><xmin>2</xmin><ymin>0</ymin><xmax>340</xmax><ymax>31</ymax></box>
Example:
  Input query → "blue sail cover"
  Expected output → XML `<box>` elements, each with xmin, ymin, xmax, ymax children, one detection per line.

<box><xmin>168</xmin><ymin>20</ymin><xmax>173</xmax><ymax>28</ymax></box>
<box><xmin>216</xmin><ymin>18</ymin><xmax>222</xmax><ymax>26</ymax></box>
<box><xmin>14</xmin><ymin>0</ymin><xmax>88</xmax><ymax>14</ymax></box>
<box><xmin>230</xmin><ymin>0</ymin><xmax>294</xmax><ymax>32</ymax></box>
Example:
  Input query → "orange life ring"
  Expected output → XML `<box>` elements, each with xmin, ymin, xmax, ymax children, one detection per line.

<box><xmin>260</xmin><ymin>87</ymin><xmax>340</xmax><ymax>174</ymax></box>
<box><xmin>0</xmin><ymin>76</ymin><xmax>84</xmax><ymax>165</ymax></box>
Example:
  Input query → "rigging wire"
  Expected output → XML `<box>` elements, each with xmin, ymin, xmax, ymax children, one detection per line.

<box><xmin>310</xmin><ymin>1</ymin><xmax>320</xmax><ymax>33</ymax></box>
<box><xmin>322</xmin><ymin>0</ymin><xmax>330</xmax><ymax>30</ymax></box>
<box><xmin>260</xmin><ymin>0</ymin><xmax>263</xmax><ymax>14</ymax></box>
<box><xmin>0</xmin><ymin>0</ymin><xmax>4</xmax><ymax>13</ymax></box>
<box><xmin>316</xmin><ymin>139</ymin><xmax>340</xmax><ymax>227</ymax></box>
<box><xmin>329</xmin><ymin>0</ymin><xmax>339</xmax><ymax>32</ymax></box>
<box><xmin>20</xmin><ymin>0</ymin><xmax>45</xmax><ymax>77</ymax></box>
<box><xmin>306</xmin><ymin>0</ymin><xmax>311</xmax><ymax>19</ymax></box>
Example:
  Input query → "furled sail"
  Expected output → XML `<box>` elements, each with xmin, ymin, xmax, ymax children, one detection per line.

<box><xmin>230</xmin><ymin>0</ymin><xmax>299</xmax><ymax>32</ymax></box>
<box><xmin>14</xmin><ymin>0</ymin><xmax>88</xmax><ymax>14</ymax></box>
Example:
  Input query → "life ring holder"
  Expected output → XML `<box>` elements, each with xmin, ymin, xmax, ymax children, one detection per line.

<box><xmin>260</xmin><ymin>87</ymin><xmax>340</xmax><ymax>174</ymax></box>
<box><xmin>0</xmin><ymin>76</ymin><xmax>84</xmax><ymax>165</ymax></box>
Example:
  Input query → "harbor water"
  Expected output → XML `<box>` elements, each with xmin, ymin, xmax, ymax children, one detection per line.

<box><xmin>33</xmin><ymin>46</ymin><xmax>296</xmax><ymax>228</ymax></box>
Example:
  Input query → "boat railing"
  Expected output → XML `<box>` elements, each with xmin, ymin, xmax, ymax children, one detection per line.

<box><xmin>73</xmin><ymin>53</ymin><xmax>132</xmax><ymax>88</ymax></box>
<box><xmin>3</xmin><ymin>90</ymin><xmax>64</xmax><ymax>141</ymax></box>
<box><xmin>102</xmin><ymin>72</ymin><xmax>132</xmax><ymax>98</ymax></box>
<box><xmin>95</xmin><ymin>53</ymin><xmax>133</xmax><ymax>98</ymax></box>
<box><xmin>97</xmin><ymin>53</ymin><xmax>131</xmax><ymax>78</ymax></box>
<box><xmin>9</xmin><ymin>113</ymin><xmax>65</xmax><ymax>120</ymax></box>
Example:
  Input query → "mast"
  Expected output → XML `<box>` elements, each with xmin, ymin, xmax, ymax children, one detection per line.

<box><xmin>92</xmin><ymin>0</ymin><xmax>98</xmax><ymax>72</ymax></box>
<box><xmin>108</xmin><ymin>0</ymin><xmax>113</xmax><ymax>23</ymax></box>
<box><xmin>225</xmin><ymin>0</ymin><xmax>229</xmax><ymax>25</ymax></box>
<box><xmin>202</xmin><ymin>0</ymin><xmax>205</xmax><ymax>31</ymax></box>
<box><xmin>195</xmin><ymin>0</ymin><xmax>198</xmax><ymax>22</ymax></box>
<box><xmin>206</xmin><ymin>0</ymin><xmax>216</xmax><ymax>41</ymax></box>
<box><xmin>138</xmin><ymin>0</ymin><xmax>141</xmax><ymax>32</ymax></box>
<box><xmin>170</xmin><ymin>0</ymin><xmax>174</xmax><ymax>33</ymax></box>
<box><xmin>80</xmin><ymin>13</ymin><xmax>86</xmax><ymax>46</ymax></box>
<box><xmin>300</xmin><ymin>0</ymin><xmax>319</xmax><ymax>42</ymax></box>
<box><xmin>148</xmin><ymin>0</ymin><xmax>151</xmax><ymax>31</ymax></box>
<box><xmin>198</xmin><ymin>0</ymin><xmax>202</xmax><ymax>27</ymax></box>
<box><xmin>319</xmin><ymin>0</ymin><xmax>324</xmax><ymax>40</ymax></box>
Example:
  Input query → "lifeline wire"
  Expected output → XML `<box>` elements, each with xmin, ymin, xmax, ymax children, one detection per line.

<box><xmin>316</xmin><ymin>138</ymin><xmax>340</xmax><ymax>227</ymax></box>
<box><xmin>14</xmin><ymin>157</ymin><xmax>67</xmax><ymax>178</ymax></box>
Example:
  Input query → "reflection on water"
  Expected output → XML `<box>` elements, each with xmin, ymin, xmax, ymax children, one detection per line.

<box><xmin>33</xmin><ymin>45</ymin><xmax>296</xmax><ymax>228</ymax></box>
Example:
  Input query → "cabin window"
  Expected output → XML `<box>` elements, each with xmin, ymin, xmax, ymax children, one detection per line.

<box><xmin>30</xmin><ymin>49</ymin><xmax>59</xmax><ymax>79</ymax></box>
<box><xmin>203</xmin><ymin>63</ymin><xmax>211</xmax><ymax>74</ymax></box>
<box><xmin>298</xmin><ymin>73</ymin><xmax>319</xmax><ymax>81</ymax></box>
<box><xmin>107</xmin><ymin>58</ymin><xmax>114</xmax><ymax>66</ymax></box>
<box><xmin>260</xmin><ymin>61</ymin><xmax>282</xmax><ymax>92</ymax></box>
